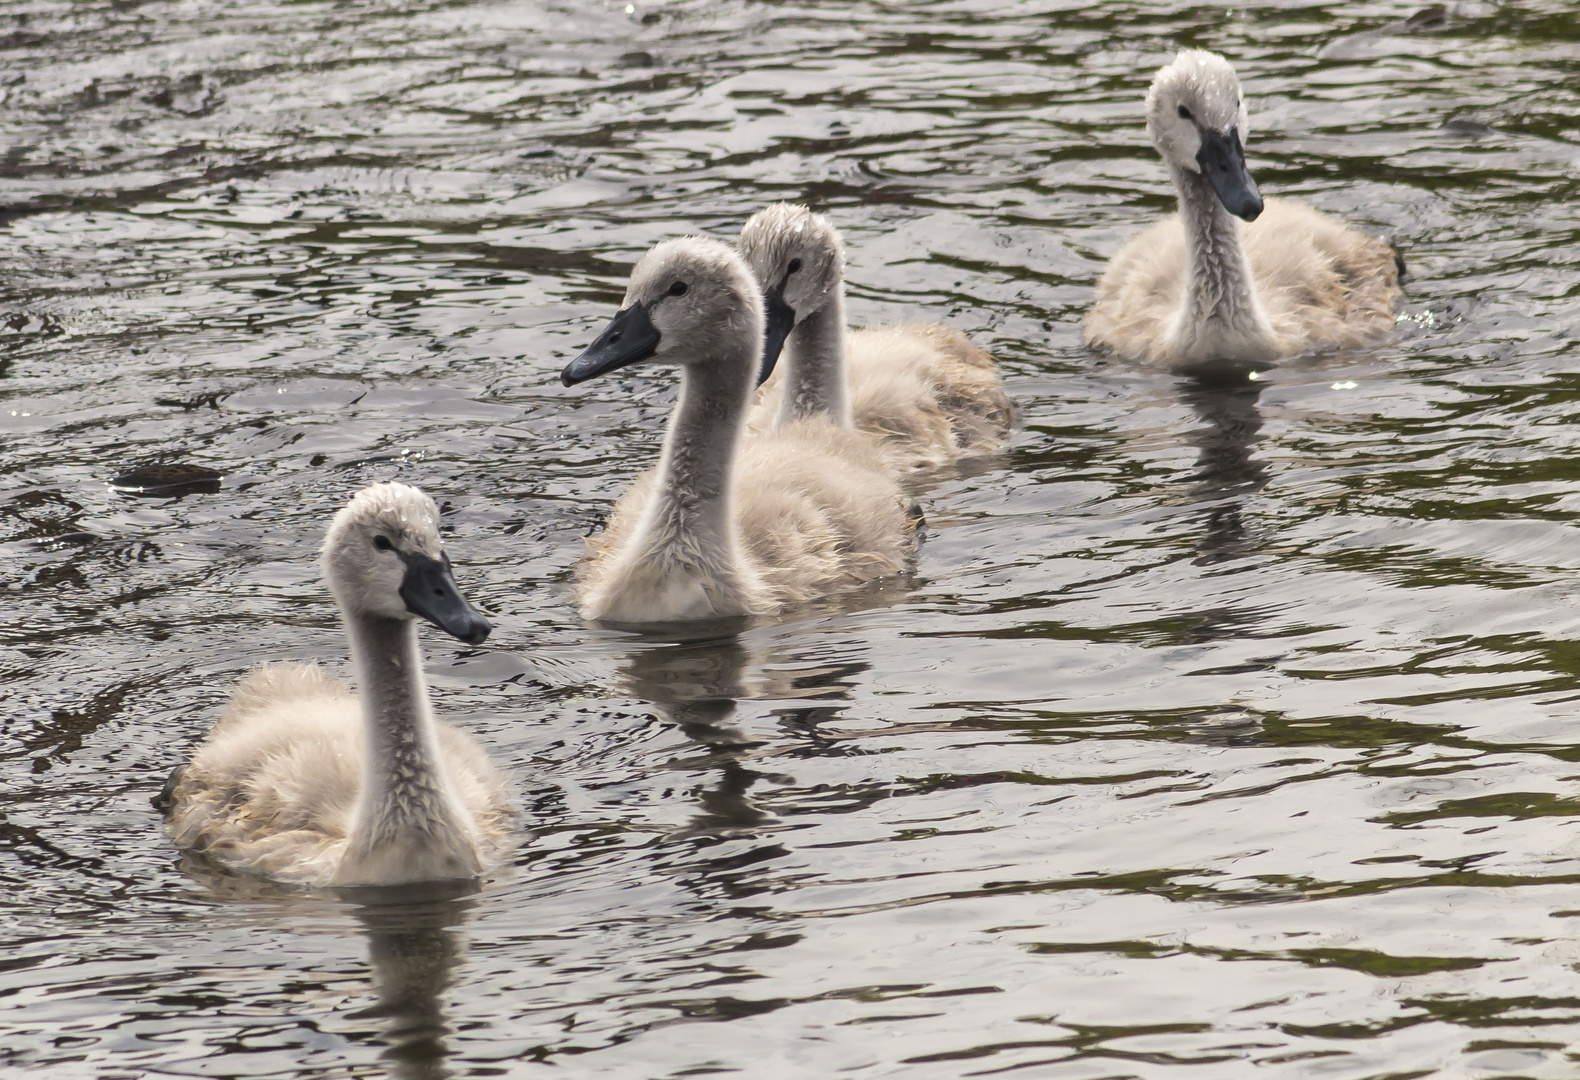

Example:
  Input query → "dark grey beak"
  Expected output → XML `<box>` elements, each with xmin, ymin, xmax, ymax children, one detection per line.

<box><xmin>399</xmin><ymin>552</ymin><xmax>491</xmax><ymax>645</ymax></box>
<box><xmin>758</xmin><ymin>286</ymin><xmax>796</xmax><ymax>386</ymax></box>
<box><xmin>561</xmin><ymin>303</ymin><xmax>661</xmax><ymax>387</ymax></box>
<box><xmin>1196</xmin><ymin>126</ymin><xmax>1263</xmax><ymax>222</ymax></box>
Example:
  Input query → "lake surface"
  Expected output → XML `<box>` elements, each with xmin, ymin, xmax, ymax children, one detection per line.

<box><xmin>4</xmin><ymin>1</ymin><xmax>1580</xmax><ymax>1076</ymax></box>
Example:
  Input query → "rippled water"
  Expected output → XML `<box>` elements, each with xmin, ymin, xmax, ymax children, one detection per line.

<box><xmin>5</xmin><ymin>0</ymin><xmax>1580</xmax><ymax>1076</ymax></box>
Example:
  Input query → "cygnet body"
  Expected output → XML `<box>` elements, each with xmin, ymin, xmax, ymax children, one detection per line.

<box><xmin>162</xmin><ymin>482</ymin><xmax>512</xmax><ymax>887</ymax></box>
<box><xmin>738</xmin><ymin>204</ymin><xmax>1012</xmax><ymax>472</ymax></box>
<box><xmin>1085</xmin><ymin>50</ymin><xmax>1402</xmax><ymax>373</ymax></box>
<box><xmin>561</xmin><ymin>236</ymin><xmax>918</xmax><ymax>625</ymax></box>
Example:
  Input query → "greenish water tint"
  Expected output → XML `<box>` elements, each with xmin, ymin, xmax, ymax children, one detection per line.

<box><xmin>4</xmin><ymin>0</ymin><xmax>1580</xmax><ymax>1076</ymax></box>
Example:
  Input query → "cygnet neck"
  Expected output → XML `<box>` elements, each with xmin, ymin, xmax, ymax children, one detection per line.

<box><xmin>651</xmin><ymin>348</ymin><xmax>755</xmax><ymax>548</ymax></box>
<box><xmin>1170</xmin><ymin>162</ymin><xmax>1271</xmax><ymax>356</ymax></box>
<box><xmin>339</xmin><ymin>608</ymin><xmax>475</xmax><ymax>880</ymax></box>
<box><xmin>777</xmin><ymin>289</ymin><xmax>851</xmax><ymax>428</ymax></box>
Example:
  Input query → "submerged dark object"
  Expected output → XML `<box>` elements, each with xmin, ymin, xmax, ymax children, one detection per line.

<box><xmin>1403</xmin><ymin>4</ymin><xmax>1449</xmax><ymax>30</ymax></box>
<box><xmin>1440</xmin><ymin>116</ymin><xmax>1496</xmax><ymax>139</ymax></box>
<box><xmin>109</xmin><ymin>463</ymin><xmax>223</xmax><ymax>496</ymax></box>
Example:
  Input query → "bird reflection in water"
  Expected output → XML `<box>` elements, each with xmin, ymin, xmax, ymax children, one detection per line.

<box><xmin>617</xmin><ymin>632</ymin><xmax>866</xmax><ymax>835</ymax></box>
<box><xmin>1179</xmin><ymin>376</ymin><xmax>1269</xmax><ymax>563</ymax></box>
<box><xmin>620</xmin><ymin>634</ymin><xmax>773</xmax><ymax>834</ymax></box>
<box><xmin>1168</xmin><ymin>375</ymin><xmax>1281</xmax><ymax>735</ymax></box>
<box><xmin>341</xmin><ymin>881</ymin><xmax>479</xmax><ymax>1080</ymax></box>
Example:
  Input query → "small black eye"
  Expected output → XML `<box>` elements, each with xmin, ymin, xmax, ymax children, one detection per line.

<box><xmin>668</xmin><ymin>280</ymin><xmax>688</xmax><ymax>296</ymax></box>
<box><xmin>1178</xmin><ymin>105</ymin><xmax>1193</xmax><ymax>121</ymax></box>
<box><xmin>373</xmin><ymin>535</ymin><xmax>393</xmax><ymax>551</ymax></box>
<box><xmin>787</xmin><ymin>258</ymin><xmax>802</xmax><ymax>274</ymax></box>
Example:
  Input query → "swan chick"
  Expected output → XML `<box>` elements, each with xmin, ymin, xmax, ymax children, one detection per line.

<box><xmin>561</xmin><ymin>235</ymin><xmax>918</xmax><ymax>625</ymax></box>
<box><xmin>162</xmin><ymin>482</ymin><xmax>512</xmax><ymax>887</ymax></box>
<box><xmin>1085</xmin><ymin>49</ymin><xmax>1402</xmax><ymax>373</ymax></box>
<box><xmin>738</xmin><ymin>203</ymin><xmax>1012</xmax><ymax>472</ymax></box>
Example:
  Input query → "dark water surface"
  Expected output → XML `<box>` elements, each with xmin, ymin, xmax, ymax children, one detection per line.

<box><xmin>4</xmin><ymin>1</ymin><xmax>1580</xmax><ymax>1076</ymax></box>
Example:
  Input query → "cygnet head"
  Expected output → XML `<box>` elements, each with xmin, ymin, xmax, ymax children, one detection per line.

<box><xmin>321</xmin><ymin>482</ymin><xmax>492</xmax><ymax>645</ymax></box>
<box><xmin>737</xmin><ymin>204</ymin><xmax>845</xmax><ymax>384</ymax></box>
<box><xmin>561</xmin><ymin>236</ymin><xmax>765</xmax><ymax>388</ymax></box>
<box><xmin>1145</xmin><ymin>49</ymin><xmax>1262</xmax><ymax>221</ymax></box>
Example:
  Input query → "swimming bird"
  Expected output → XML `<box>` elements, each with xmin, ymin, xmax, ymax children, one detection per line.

<box><xmin>738</xmin><ymin>203</ymin><xmax>1012</xmax><ymax>472</ymax></box>
<box><xmin>561</xmin><ymin>236</ymin><xmax>918</xmax><ymax>624</ymax></box>
<box><xmin>1085</xmin><ymin>50</ymin><xmax>1402</xmax><ymax>373</ymax></box>
<box><xmin>161</xmin><ymin>482</ymin><xmax>512</xmax><ymax>887</ymax></box>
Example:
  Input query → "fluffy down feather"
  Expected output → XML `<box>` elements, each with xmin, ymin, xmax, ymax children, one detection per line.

<box><xmin>737</xmin><ymin>203</ymin><xmax>1012</xmax><ymax>472</ymax></box>
<box><xmin>166</xmin><ymin>663</ymin><xmax>513</xmax><ymax>887</ymax></box>
<box><xmin>1086</xmin><ymin>197</ymin><xmax>1401</xmax><ymax>366</ymax></box>
<box><xmin>752</xmin><ymin>322</ymin><xmax>1012</xmax><ymax>472</ymax></box>
<box><xmin>577</xmin><ymin>417</ymin><xmax>918</xmax><ymax>623</ymax></box>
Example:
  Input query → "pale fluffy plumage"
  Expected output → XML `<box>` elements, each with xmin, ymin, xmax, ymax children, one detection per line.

<box><xmin>1088</xmin><ymin>197</ymin><xmax>1401</xmax><ymax>366</ymax></box>
<box><xmin>163</xmin><ymin>482</ymin><xmax>512</xmax><ymax>887</ymax></box>
<box><xmin>166</xmin><ymin>664</ymin><xmax>511</xmax><ymax>886</ymax></box>
<box><xmin>1085</xmin><ymin>50</ymin><xmax>1401</xmax><ymax>371</ymax></box>
<box><xmin>579</xmin><ymin>417</ymin><xmax>917</xmax><ymax>621</ymax></box>
<box><xmin>753</xmin><ymin>323</ymin><xmax>1010</xmax><ymax>472</ymax></box>
<box><xmin>739</xmin><ymin>204</ymin><xmax>1011</xmax><ymax>472</ymax></box>
<box><xmin>566</xmin><ymin>236</ymin><xmax>918</xmax><ymax>624</ymax></box>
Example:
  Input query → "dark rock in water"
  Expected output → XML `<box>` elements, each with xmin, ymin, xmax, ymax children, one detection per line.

<box><xmin>35</xmin><ymin>530</ymin><xmax>98</xmax><ymax>550</ymax></box>
<box><xmin>109</xmin><ymin>463</ymin><xmax>223</xmax><ymax>496</ymax></box>
<box><xmin>1404</xmin><ymin>4</ymin><xmax>1449</xmax><ymax>30</ymax></box>
<box><xmin>1440</xmin><ymin>116</ymin><xmax>1497</xmax><ymax>138</ymax></box>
